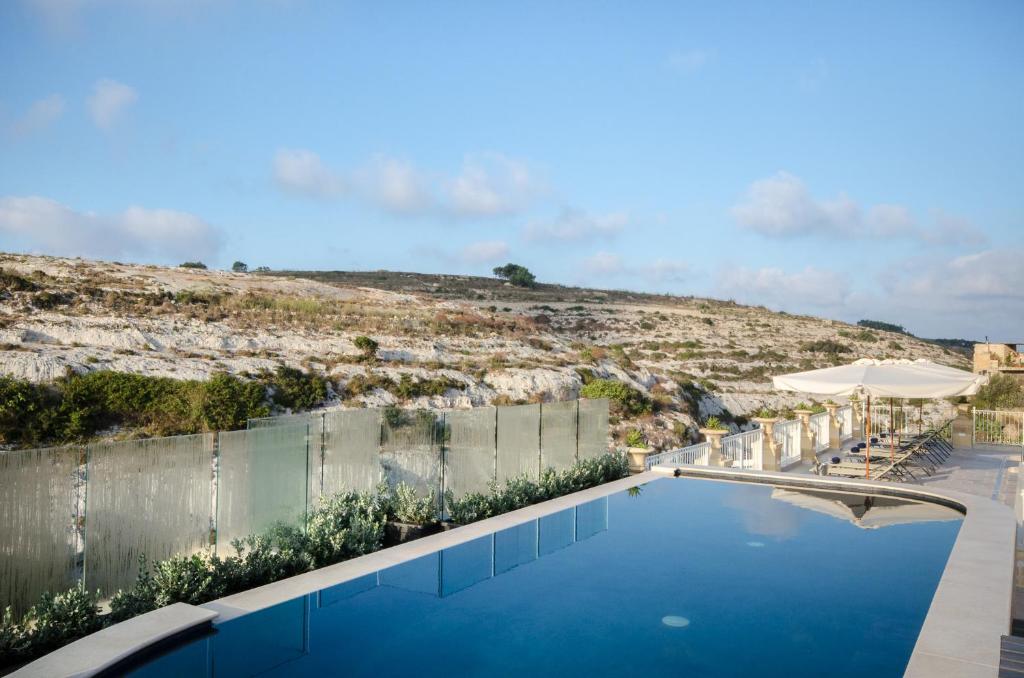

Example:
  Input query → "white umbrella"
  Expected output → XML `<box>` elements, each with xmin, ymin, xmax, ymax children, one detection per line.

<box><xmin>772</xmin><ymin>358</ymin><xmax>986</xmax><ymax>399</ymax></box>
<box><xmin>770</xmin><ymin>488</ymin><xmax>960</xmax><ymax>529</ymax></box>
<box><xmin>772</xmin><ymin>358</ymin><xmax>986</xmax><ymax>476</ymax></box>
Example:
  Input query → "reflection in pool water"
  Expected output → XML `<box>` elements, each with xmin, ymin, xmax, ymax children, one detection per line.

<box><xmin>128</xmin><ymin>478</ymin><xmax>961</xmax><ymax>678</ymax></box>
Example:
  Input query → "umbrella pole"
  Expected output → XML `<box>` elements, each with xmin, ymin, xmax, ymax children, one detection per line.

<box><xmin>890</xmin><ymin>399</ymin><xmax>895</xmax><ymax>464</ymax></box>
<box><xmin>865</xmin><ymin>395</ymin><xmax>871</xmax><ymax>479</ymax></box>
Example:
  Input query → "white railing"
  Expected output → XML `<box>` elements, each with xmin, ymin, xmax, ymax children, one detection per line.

<box><xmin>721</xmin><ymin>428</ymin><xmax>763</xmax><ymax>470</ymax></box>
<box><xmin>809</xmin><ymin>412</ymin><xmax>830</xmax><ymax>452</ymax></box>
<box><xmin>973</xmin><ymin>409</ymin><xmax>1024</xmax><ymax>447</ymax></box>
<box><xmin>838</xmin><ymin>405</ymin><xmax>853</xmax><ymax>441</ymax></box>
<box><xmin>645</xmin><ymin>442</ymin><xmax>712</xmax><ymax>470</ymax></box>
<box><xmin>867</xmin><ymin>404</ymin><xmax>913</xmax><ymax>437</ymax></box>
<box><xmin>773</xmin><ymin>419</ymin><xmax>802</xmax><ymax>469</ymax></box>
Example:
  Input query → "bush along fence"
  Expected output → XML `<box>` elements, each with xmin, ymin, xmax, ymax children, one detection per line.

<box><xmin>0</xmin><ymin>451</ymin><xmax>627</xmax><ymax>669</ymax></box>
<box><xmin>0</xmin><ymin>398</ymin><xmax>610</xmax><ymax>618</ymax></box>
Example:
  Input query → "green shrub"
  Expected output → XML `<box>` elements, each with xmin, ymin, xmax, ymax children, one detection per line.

<box><xmin>492</xmin><ymin>263</ymin><xmax>537</xmax><ymax>288</ymax></box>
<box><xmin>20</xmin><ymin>586</ymin><xmax>102</xmax><ymax>659</ymax></box>
<box><xmin>625</xmin><ymin>429</ymin><xmax>646</xmax><ymax>448</ymax></box>
<box><xmin>703</xmin><ymin>416</ymin><xmax>725</xmax><ymax>430</ymax></box>
<box><xmin>445</xmin><ymin>453</ymin><xmax>629</xmax><ymax>525</ymax></box>
<box><xmin>179</xmin><ymin>261</ymin><xmax>207</xmax><ymax>269</ymax></box>
<box><xmin>231</xmin><ymin>261</ymin><xmax>248</xmax><ymax>273</ymax></box>
<box><xmin>579</xmin><ymin>379</ymin><xmax>652</xmax><ymax>417</ymax></box>
<box><xmin>267</xmin><ymin>366</ymin><xmax>326</xmax><ymax>411</ymax></box>
<box><xmin>973</xmin><ymin>374</ymin><xmax>1024</xmax><ymax>410</ymax></box>
<box><xmin>0</xmin><ymin>268</ymin><xmax>40</xmax><ymax>293</ymax></box>
<box><xmin>353</xmin><ymin>336</ymin><xmax>379</xmax><ymax>359</ymax></box>
<box><xmin>388</xmin><ymin>483</ymin><xmax>438</xmax><ymax>525</ymax></box>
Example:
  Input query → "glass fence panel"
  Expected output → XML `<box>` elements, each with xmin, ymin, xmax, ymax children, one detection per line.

<box><xmin>577</xmin><ymin>398</ymin><xmax>610</xmax><ymax>460</ymax></box>
<box><xmin>84</xmin><ymin>433</ymin><xmax>215</xmax><ymax>596</ymax></box>
<box><xmin>541</xmin><ymin>400</ymin><xmax>578</xmax><ymax>472</ymax></box>
<box><xmin>323</xmin><ymin>409</ymin><xmax>382</xmax><ymax>497</ymax></box>
<box><xmin>443</xmin><ymin>407</ymin><xmax>496</xmax><ymax>498</ymax></box>
<box><xmin>496</xmin><ymin>403</ymin><xmax>540</xmax><ymax>483</ymax></box>
<box><xmin>381</xmin><ymin>410</ymin><xmax>441</xmax><ymax>501</ymax></box>
<box><xmin>0</xmin><ymin>446</ymin><xmax>80</xmax><ymax>616</ymax></box>
<box><xmin>216</xmin><ymin>424</ymin><xmax>310</xmax><ymax>552</ymax></box>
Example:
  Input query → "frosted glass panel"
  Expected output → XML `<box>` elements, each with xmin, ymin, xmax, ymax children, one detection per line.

<box><xmin>496</xmin><ymin>404</ymin><xmax>540</xmax><ymax>482</ymax></box>
<box><xmin>323</xmin><ymin>409</ymin><xmax>381</xmax><ymax>497</ymax></box>
<box><xmin>577</xmin><ymin>398</ymin><xmax>610</xmax><ymax>459</ymax></box>
<box><xmin>380</xmin><ymin>410</ymin><xmax>440</xmax><ymax>501</ymax></box>
<box><xmin>217</xmin><ymin>424</ymin><xmax>310</xmax><ymax>552</ymax></box>
<box><xmin>0</xmin><ymin>447</ymin><xmax>80</xmax><ymax>616</ymax></box>
<box><xmin>247</xmin><ymin>412</ymin><xmax>320</xmax><ymax>429</ymax></box>
<box><xmin>540</xmin><ymin>400</ymin><xmax>578</xmax><ymax>472</ymax></box>
<box><xmin>443</xmin><ymin>408</ymin><xmax>496</xmax><ymax>498</ymax></box>
<box><xmin>85</xmin><ymin>434</ymin><xmax>215</xmax><ymax>596</ymax></box>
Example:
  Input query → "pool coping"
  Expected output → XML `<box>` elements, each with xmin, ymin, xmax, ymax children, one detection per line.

<box><xmin>14</xmin><ymin>468</ymin><xmax>1013</xmax><ymax>677</ymax></box>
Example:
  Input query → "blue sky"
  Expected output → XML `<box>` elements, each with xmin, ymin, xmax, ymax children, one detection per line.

<box><xmin>1</xmin><ymin>1</ymin><xmax>1022</xmax><ymax>339</ymax></box>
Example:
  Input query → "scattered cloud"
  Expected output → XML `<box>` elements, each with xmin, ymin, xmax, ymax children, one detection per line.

<box><xmin>8</xmin><ymin>94</ymin><xmax>65</xmax><ymax>138</ymax></box>
<box><xmin>273</xmin><ymin>149</ymin><xmax>542</xmax><ymax>219</ymax></box>
<box><xmin>577</xmin><ymin>252</ymin><xmax>691</xmax><ymax>287</ymax></box>
<box><xmin>459</xmin><ymin>240</ymin><xmax>509</xmax><ymax>264</ymax></box>
<box><xmin>0</xmin><ymin>195</ymin><xmax>221</xmax><ymax>263</ymax></box>
<box><xmin>273</xmin><ymin>148</ymin><xmax>346</xmax><ymax>199</ymax></box>
<box><xmin>731</xmin><ymin>172</ymin><xmax>987</xmax><ymax>246</ymax></box>
<box><xmin>447</xmin><ymin>153</ymin><xmax>540</xmax><ymax>217</ymax></box>
<box><xmin>581</xmin><ymin>251</ymin><xmax>626</xmax><ymax>276</ymax></box>
<box><xmin>87</xmin><ymin>79</ymin><xmax>137</xmax><ymax>130</ymax></box>
<box><xmin>523</xmin><ymin>208</ymin><xmax>628</xmax><ymax>243</ymax></box>
<box><xmin>716</xmin><ymin>265</ymin><xmax>849</xmax><ymax>309</ymax></box>
<box><xmin>667</xmin><ymin>49</ymin><xmax>711</xmax><ymax>74</ymax></box>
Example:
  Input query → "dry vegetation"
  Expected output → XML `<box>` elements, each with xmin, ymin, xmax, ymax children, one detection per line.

<box><xmin>0</xmin><ymin>253</ymin><xmax>968</xmax><ymax>451</ymax></box>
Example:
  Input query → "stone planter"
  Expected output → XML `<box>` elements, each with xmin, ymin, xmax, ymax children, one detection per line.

<box><xmin>699</xmin><ymin>428</ymin><xmax>728</xmax><ymax>466</ymax></box>
<box><xmin>384</xmin><ymin>521</ymin><xmax>442</xmax><ymax>547</ymax></box>
<box><xmin>626</xmin><ymin>446</ymin><xmax>652</xmax><ymax>473</ymax></box>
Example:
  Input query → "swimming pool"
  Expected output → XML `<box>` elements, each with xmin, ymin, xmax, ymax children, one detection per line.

<box><xmin>123</xmin><ymin>476</ymin><xmax>962</xmax><ymax>678</ymax></box>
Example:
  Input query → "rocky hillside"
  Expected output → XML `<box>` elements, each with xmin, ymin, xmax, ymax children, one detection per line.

<box><xmin>0</xmin><ymin>252</ymin><xmax>967</xmax><ymax>450</ymax></box>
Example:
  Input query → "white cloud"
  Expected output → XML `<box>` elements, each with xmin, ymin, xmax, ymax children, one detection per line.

<box><xmin>646</xmin><ymin>259</ymin><xmax>691</xmax><ymax>283</ymax></box>
<box><xmin>274</xmin><ymin>148</ymin><xmax>346</xmax><ymax>198</ymax></box>
<box><xmin>273</xmin><ymin>149</ymin><xmax>541</xmax><ymax>219</ymax></box>
<box><xmin>8</xmin><ymin>94</ymin><xmax>65</xmax><ymax>137</ymax></box>
<box><xmin>716</xmin><ymin>265</ymin><xmax>849</xmax><ymax>309</ymax></box>
<box><xmin>447</xmin><ymin>153</ymin><xmax>540</xmax><ymax>217</ymax></box>
<box><xmin>353</xmin><ymin>155</ymin><xmax>432</xmax><ymax>215</ymax></box>
<box><xmin>87</xmin><ymin>79</ymin><xmax>137</xmax><ymax>130</ymax></box>
<box><xmin>459</xmin><ymin>240</ymin><xmax>509</xmax><ymax>264</ymax></box>
<box><xmin>523</xmin><ymin>208</ymin><xmax>628</xmax><ymax>243</ymax></box>
<box><xmin>0</xmin><ymin>195</ymin><xmax>221</xmax><ymax>263</ymax></box>
<box><xmin>667</xmin><ymin>49</ymin><xmax>711</xmax><ymax>74</ymax></box>
<box><xmin>732</xmin><ymin>172</ymin><xmax>988</xmax><ymax>246</ymax></box>
<box><xmin>581</xmin><ymin>251</ymin><xmax>626</xmax><ymax>276</ymax></box>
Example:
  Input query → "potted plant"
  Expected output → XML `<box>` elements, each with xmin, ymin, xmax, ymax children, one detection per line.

<box><xmin>384</xmin><ymin>483</ymin><xmax>441</xmax><ymax>546</ymax></box>
<box><xmin>624</xmin><ymin>429</ymin><xmax>650</xmax><ymax>472</ymax></box>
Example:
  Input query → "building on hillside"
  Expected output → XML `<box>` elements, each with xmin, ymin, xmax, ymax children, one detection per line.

<box><xmin>973</xmin><ymin>342</ymin><xmax>1024</xmax><ymax>382</ymax></box>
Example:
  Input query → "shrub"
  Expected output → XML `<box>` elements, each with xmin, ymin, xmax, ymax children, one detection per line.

<box><xmin>579</xmin><ymin>379</ymin><xmax>652</xmax><ymax>417</ymax></box>
<box><xmin>857</xmin><ymin>320</ymin><xmax>907</xmax><ymax>335</ymax></box>
<box><xmin>267</xmin><ymin>366</ymin><xmax>326</xmax><ymax>411</ymax></box>
<box><xmin>492</xmin><ymin>263</ymin><xmax>537</xmax><ymax>288</ymax></box>
<box><xmin>445</xmin><ymin>453</ymin><xmax>629</xmax><ymax>525</ymax></box>
<box><xmin>703</xmin><ymin>416</ymin><xmax>725</xmax><ymax>430</ymax></box>
<box><xmin>0</xmin><ymin>268</ymin><xmax>39</xmax><ymax>293</ymax></box>
<box><xmin>353</xmin><ymin>336</ymin><xmax>379</xmax><ymax>359</ymax></box>
<box><xmin>19</xmin><ymin>586</ymin><xmax>102</xmax><ymax>659</ymax></box>
<box><xmin>625</xmin><ymin>429</ymin><xmax>646</xmax><ymax>448</ymax></box>
<box><xmin>800</xmin><ymin>339</ymin><xmax>851</xmax><ymax>354</ymax></box>
<box><xmin>344</xmin><ymin>372</ymin><xmax>396</xmax><ymax>397</ymax></box>
<box><xmin>231</xmin><ymin>261</ymin><xmax>248</xmax><ymax>273</ymax></box>
<box><xmin>388</xmin><ymin>483</ymin><xmax>438</xmax><ymax>525</ymax></box>
<box><xmin>179</xmin><ymin>261</ymin><xmax>207</xmax><ymax>269</ymax></box>
<box><xmin>973</xmin><ymin>374</ymin><xmax>1024</xmax><ymax>410</ymax></box>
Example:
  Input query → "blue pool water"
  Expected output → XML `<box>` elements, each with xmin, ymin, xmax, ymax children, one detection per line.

<box><xmin>128</xmin><ymin>477</ymin><xmax>962</xmax><ymax>678</ymax></box>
